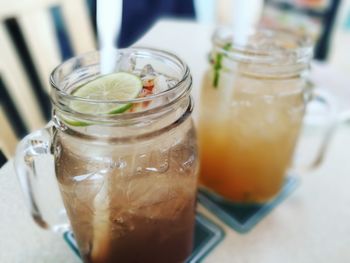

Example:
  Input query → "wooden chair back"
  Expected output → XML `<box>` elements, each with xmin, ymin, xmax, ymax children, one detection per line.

<box><xmin>0</xmin><ymin>0</ymin><xmax>96</xmax><ymax>159</ymax></box>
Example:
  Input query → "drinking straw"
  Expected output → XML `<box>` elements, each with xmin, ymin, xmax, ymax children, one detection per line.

<box><xmin>231</xmin><ymin>0</ymin><xmax>263</xmax><ymax>45</ymax></box>
<box><xmin>97</xmin><ymin>0</ymin><xmax>123</xmax><ymax>74</ymax></box>
<box><xmin>92</xmin><ymin>1</ymin><xmax>123</xmax><ymax>261</ymax></box>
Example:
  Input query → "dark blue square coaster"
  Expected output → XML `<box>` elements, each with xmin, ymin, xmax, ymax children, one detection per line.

<box><xmin>198</xmin><ymin>176</ymin><xmax>300</xmax><ymax>233</ymax></box>
<box><xmin>63</xmin><ymin>212</ymin><xmax>224</xmax><ymax>263</ymax></box>
<box><xmin>187</xmin><ymin>213</ymin><xmax>225</xmax><ymax>262</ymax></box>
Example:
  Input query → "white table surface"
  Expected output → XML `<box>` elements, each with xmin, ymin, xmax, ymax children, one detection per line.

<box><xmin>1</xmin><ymin>20</ymin><xmax>350</xmax><ymax>263</ymax></box>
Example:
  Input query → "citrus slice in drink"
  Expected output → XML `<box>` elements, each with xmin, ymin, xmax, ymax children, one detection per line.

<box><xmin>63</xmin><ymin>72</ymin><xmax>142</xmax><ymax>126</ymax></box>
<box><xmin>71</xmin><ymin>72</ymin><xmax>142</xmax><ymax>114</ymax></box>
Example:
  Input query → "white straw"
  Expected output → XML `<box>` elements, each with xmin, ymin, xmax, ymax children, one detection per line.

<box><xmin>92</xmin><ymin>1</ymin><xmax>123</xmax><ymax>260</ymax></box>
<box><xmin>231</xmin><ymin>0</ymin><xmax>264</xmax><ymax>45</ymax></box>
<box><xmin>97</xmin><ymin>0</ymin><xmax>123</xmax><ymax>74</ymax></box>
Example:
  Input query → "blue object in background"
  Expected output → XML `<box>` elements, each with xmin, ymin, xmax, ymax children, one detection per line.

<box><xmin>50</xmin><ymin>6</ymin><xmax>74</xmax><ymax>60</ymax></box>
<box><xmin>51</xmin><ymin>0</ymin><xmax>195</xmax><ymax>58</ymax></box>
<box><xmin>119</xmin><ymin>0</ymin><xmax>196</xmax><ymax>47</ymax></box>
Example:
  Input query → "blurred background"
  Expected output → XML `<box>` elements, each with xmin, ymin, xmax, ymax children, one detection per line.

<box><xmin>0</xmin><ymin>0</ymin><xmax>349</xmax><ymax>166</ymax></box>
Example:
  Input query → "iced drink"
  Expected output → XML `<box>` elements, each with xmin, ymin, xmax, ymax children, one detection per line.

<box><xmin>199</xmin><ymin>72</ymin><xmax>304</xmax><ymax>203</ymax></box>
<box><xmin>56</xmin><ymin>118</ymin><xmax>197</xmax><ymax>263</ymax></box>
<box><xmin>50</xmin><ymin>50</ymin><xmax>198</xmax><ymax>263</ymax></box>
<box><xmin>199</xmin><ymin>28</ymin><xmax>311</xmax><ymax>203</ymax></box>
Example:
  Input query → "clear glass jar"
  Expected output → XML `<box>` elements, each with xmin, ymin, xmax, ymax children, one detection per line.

<box><xmin>199</xmin><ymin>27</ymin><xmax>332</xmax><ymax>204</ymax></box>
<box><xmin>15</xmin><ymin>48</ymin><xmax>198</xmax><ymax>263</ymax></box>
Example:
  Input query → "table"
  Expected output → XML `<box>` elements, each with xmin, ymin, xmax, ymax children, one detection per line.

<box><xmin>1</xmin><ymin>20</ymin><xmax>350</xmax><ymax>263</ymax></box>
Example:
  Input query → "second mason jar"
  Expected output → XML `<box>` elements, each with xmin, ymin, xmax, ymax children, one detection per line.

<box><xmin>199</xmin><ymin>27</ymin><xmax>315</xmax><ymax>204</ymax></box>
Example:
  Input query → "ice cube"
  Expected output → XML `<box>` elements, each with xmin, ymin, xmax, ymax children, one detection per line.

<box><xmin>116</xmin><ymin>51</ymin><xmax>136</xmax><ymax>72</ymax></box>
<box><xmin>153</xmin><ymin>75</ymin><xmax>169</xmax><ymax>94</ymax></box>
<box><xmin>59</xmin><ymin>169</ymin><xmax>106</xmax><ymax>212</ymax></box>
<box><xmin>125</xmin><ymin>175</ymin><xmax>175</xmax><ymax>218</ymax></box>
<box><xmin>134</xmin><ymin>148</ymin><xmax>170</xmax><ymax>174</ymax></box>
<box><xmin>140</xmin><ymin>64</ymin><xmax>157</xmax><ymax>79</ymax></box>
<box><xmin>166</xmin><ymin>78</ymin><xmax>178</xmax><ymax>89</ymax></box>
<box><xmin>170</xmin><ymin>138</ymin><xmax>197</xmax><ymax>175</ymax></box>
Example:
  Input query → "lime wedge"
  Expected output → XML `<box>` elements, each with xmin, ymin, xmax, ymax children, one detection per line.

<box><xmin>71</xmin><ymin>72</ymin><xmax>142</xmax><ymax>115</ymax></box>
<box><xmin>60</xmin><ymin>116</ymin><xmax>92</xmax><ymax>127</ymax></box>
<box><xmin>61</xmin><ymin>72</ymin><xmax>142</xmax><ymax>127</ymax></box>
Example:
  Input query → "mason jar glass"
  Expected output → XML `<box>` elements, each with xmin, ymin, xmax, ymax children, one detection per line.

<box><xmin>199</xmin><ymin>27</ymin><xmax>334</xmax><ymax>204</ymax></box>
<box><xmin>15</xmin><ymin>48</ymin><xmax>198</xmax><ymax>263</ymax></box>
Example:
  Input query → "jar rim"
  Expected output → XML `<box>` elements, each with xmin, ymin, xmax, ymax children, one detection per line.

<box><xmin>53</xmin><ymin>96</ymin><xmax>194</xmax><ymax>142</ymax></box>
<box><xmin>50</xmin><ymin>47</ymin><xmax>190</xmax><ymax>105</ymax></box>
<box><xmin>49</xmin><ymin>48</ymin><xmax>192</xmax><ymax>124</ymax></box>
<box><xmin>212</xmin><ymin>26</ymin><xmax>313</xmax><ymax>65</ymax></box>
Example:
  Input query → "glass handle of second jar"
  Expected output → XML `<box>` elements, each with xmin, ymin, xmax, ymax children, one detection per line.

<box><xmin>14</xmin><ymin>122</ymin><xmax>68</xmax><ymax>232</ymax></box>
<box><xmin>296</xmin><ymin>87</ymin><xmax>341</xmax><ymax>172</ymax></box>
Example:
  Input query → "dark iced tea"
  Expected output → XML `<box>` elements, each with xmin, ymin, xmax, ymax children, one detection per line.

<box><xmin>56</xmin><ymin>114</ymin><xmax>198</xmax><ymax>263</ymax></box>
<box><xmin>16</xmin><ymin>48</ymin><xmax>198</xmax><ymax>263</ymax></box>
<box><xmin>48</xmin><ymin>47</ymin><xmax>198</xmax><ymax>262</ymax></box>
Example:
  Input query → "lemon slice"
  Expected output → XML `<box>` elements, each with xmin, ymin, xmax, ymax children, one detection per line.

<box><xmin>71</xmin><ymin>72</ymin><xmax>142</xmax><ymax>114</ymax></box>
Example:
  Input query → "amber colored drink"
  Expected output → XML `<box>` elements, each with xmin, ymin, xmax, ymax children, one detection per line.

<box><xmin>199</xmin><ymin>70</ymin><xmax>305</xmax><ymax>203</ymax></box>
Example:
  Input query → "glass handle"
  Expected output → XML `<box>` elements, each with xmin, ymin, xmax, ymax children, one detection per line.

<box><xmin>297</xmin><ymin>89</ymin><xmax>339</xmax><ymax>172</ymax></box>
<box><xmin>14</xmin><ymin>122</ymin><xmax>67</xmax><ymax>232</ymax></box>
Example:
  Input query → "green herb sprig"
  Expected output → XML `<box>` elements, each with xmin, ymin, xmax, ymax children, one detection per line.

<box><xmin>213</xmin><ymin>43</ymin><xmax>231</xmax><ymax>88</ymax></box>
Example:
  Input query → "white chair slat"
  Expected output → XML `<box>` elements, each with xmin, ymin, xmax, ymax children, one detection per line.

<box><xmin>0</xmin><ymin>24</ymin><xmax>46</xmax><ymax>131</ymax></box>
<box><xmin>61</xmin><ymin>0</ymin><xmax>96</xmax><ymax>54</ymax></box>
<box><xmin>0</xmin><ymin>106</ymin><xmax>18</xmax><ymax>157</ymax></box>
<box><xmin>0</xmin><ymin>0</ymin><xmax>60</xmax><ymax>20</ymax></box>
<box><xmin>19</xmin><ymin>8</ymin><xmax>61</xmax><ymax>93</ymax></box>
